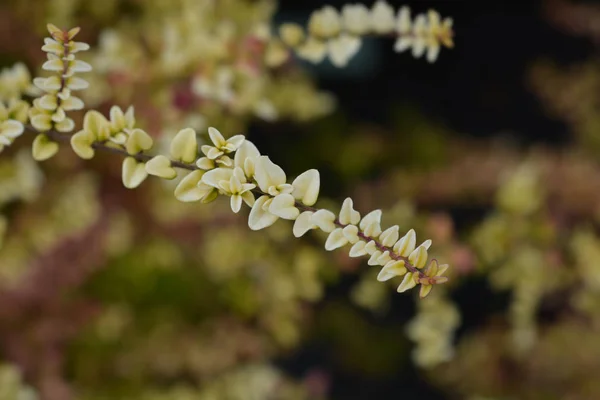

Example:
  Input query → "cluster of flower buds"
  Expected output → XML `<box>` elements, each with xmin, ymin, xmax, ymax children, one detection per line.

<box><xmin>277</xmin><ymin>1</ymin><xmax>454</xmax><ymax>67</ymax></box>
<box><xmin>0</xmin><ymin>104</ymin><xmax>25</xmax><ymax>154</ymax></box>
<box><xmin>294</xmin><ymin>199</ymin><xmax>449</xmax><ymax>297</ymax></box>
<box><xmin>0</xmin><ymin>63</ymin><xmax>34</xmax><ymax>155</ymax></box>
<box><xmin>140</xmin><ymin>127</ymin><xmax>449</xmax><ymax>297</ymax></box>
<box><xmin>29</xmin><ymin>24</ymin><xmax>91</xmax><ymax>161</ymax></box>
<box><xmin>70</xmin><ymin>107</ymin><xmax>154</xmax><ymax>189</ymax></box>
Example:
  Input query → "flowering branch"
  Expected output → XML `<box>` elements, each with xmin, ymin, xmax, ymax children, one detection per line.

<box><xmin>271</xmin><ymin>2</ymin><xmax>454</xmax><ymax>67</ymax></box>
<box><xmin>9</xmin><ymin>21</ymin><xmax>453</xmax><ymax>299</ymax></box>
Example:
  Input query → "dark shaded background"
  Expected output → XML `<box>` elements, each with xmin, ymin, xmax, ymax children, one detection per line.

<box><xmin>262</xmin><ymin>1</ymin><xmax>597</xmax><ymax>398</ymax></box>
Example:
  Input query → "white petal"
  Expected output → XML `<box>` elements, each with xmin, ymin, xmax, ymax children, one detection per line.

<box><xmin>328</xmin><ymin>34</ymin><xmax>362</xmax><ymax>68</ymax></box>
<box><xmin>379</xmin><ymin>225</ymin><xmax>399</xmax><ymax>247</ymax></box>
<box><xmin>254</xmin><ymin>156</ymin><xmax>286</xmax><ymax>192</ymax></box>
<box><xmin>377</xmin><ymin>260</ymin><xmax>407</xmax><ymax>282</ymax></box>
<box><xmin>311</xmin><ymin>209</ymin><xmax>336</xmax><ymax>233</ymax></box>
<box><xmin>365</xmin><ymin>240</ymin><xmax>378</xmax><ymax>254</ymax></box>
<box><xmin>394</xmin><ymin>37</ymin><xmax>412</xmax><ymax>53</ymax></box>
<box><xmin>225</xmin><ymin>134</ymin><xmax>245</xmax><ymax>151</ymax></box>
<box><xmin>339</xmin><ymin>197</ymin><xmax>361</xmax><ymax>225</ymax></box>
<box><xmin>71</xmin><ymin>60</ymin><xmax>92</xmax><ymax>72</ymax></box>
<box><xmin>170</xmin><ymin>128</ymin><xmax>197</xmax><ymax>163</ymax></box>
<box><xmin>368</xmin><ymin>250</ymin><xmax>383</xmax><ymax>266</ymax></box>
<box><xmin>296</xmin><ymin>37</ymin><xmax>328</xmax><ymax>63</ymax></box>
<box><xmin>145</xmin><ymin>155</ymin><xmax>177</xmax><ymax>179</ymax></box>
<box><xmin>293</xmin><ymin>211</ymin><xmax>316</xmax><ymax>237</ymax></box>
<box><xmin>363</xmin><ymin>221</ymin><xmax>382</xmax><ymax>238</ymax></box>
<box><xmin>231</xmin><ymin>195</ymin><xmax>243</xmax><ymax>213</ymax></box>
<box><xmin>408</xmin><ymin>245</ymin><xmax>428</xmax><ymax>269</ymax></box>
<box><xmin>426</xmin><ymin>43</ymin><xmax>441</xmax><ymax>63</ymax></box>
<box><xmin>196</xmin><ymin>157</ymin><xmax>215</xmax><ymax>170</ymax></box>
<box><xmin>174</xmin><ymin>170</ymin><xmax>206</xmax><ymax>202</ymax></box>
<box><xmin>396</xmin><ymin>6</ymin><xmax>412</xmax><ymax>33</ymax></box>
<box><xmin>371</xmin><ymin>0</ymin><xmax>396</xmax><ymax>34</ymax></box>
<box><xmin>66</xmin><ymin>77</ymin><xmax>89</xmax><ymax>90</ymax></box>
<box><xmin>349</xmin><ymin>241</ymin><xmax>367</xmax><ymax>257</ymax></box>
<box><xmin>268</xmin><ymin>193</ymin><xmax>299</xmax><ymax>220</ymax></box>
<box><xmin>393</xmin><ymin>229</ymin><xmax>416</xmax><ymax>257</ymax></box>
<box><xmin>32</xmin><ymin>133</ymin><xmax>59</xmax><ymax>161</ymax></box>
<box><xmin>397</xmin><ymin>272</ymin><xmax>417</xmax><ymax>293</ymax></box>
<box><xmin>342</xmin><ymin>224</ymin><xmax>359</xmax><ymax>244</ymax></box>
<box><xmin>122</xmin><ymin>157</ymin><xmax>148</xmax><ymax>189</ymax></box>
<box><xmin>359</xmin><ymin>209</ymin><xmax>382</xmax><ymax>230</ymax></box>
<box><xmin>1</xmin><ymin>120</ymin><xmax>24</xmax><ymax>138</ymax></box>
<box><xmin>377</xmin><ymin>251</ymin><xmax>392</xmax><ymax>265</ymax></box>
<box><xmin>202</xmin><ymin>167</ymin><xmax>233</xmax><ymax>188</ymax></box>
<box><xmin>292</xmin><ymin>169</ymin><xmax>320</xmax><ymax>206</ymax></box>
<box><xmin>248</xmin><ymin>195</ymin><xmax>279</xmax><ymax>230</ymax></box>
<box><xmin>325</xmin><ymin>228</ymin><xmax>348</xmax><ymax>251</ymax></box>
<box><xmin>234</xmin><ymin>138</ymin><xmax>259</xmax><ymax>159</ymax></box>
<box><xmin>208</xmin><ymin>127</ymin><xmax>226</xmax><ymax>147</ymax></box>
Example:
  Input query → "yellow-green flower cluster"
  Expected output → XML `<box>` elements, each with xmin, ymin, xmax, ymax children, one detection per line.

<box><xmin>70</xmin><ymin>107</ymin><xmax>154</xmax><ymax>189</ymax></box>
<box><xmin>0</xmin><ymin>363</ymin><xmax>38</xmax><ymax>400</ymax></box>
<box><xmin>0</xmin><ymin>103</ymin><xmax>25</xmax><ymax>154</ymax></box>
<box><xmin>0</xmin><ymin>63</ymin><xmax>33</xmax><ymax>155</ymax></box>
<box><xmin>29</xmin><ymin>24</ymin><xmax>91</xmax><ymax>161</ymax></box>
<box><xmin>297</xmin><ymin>199</ymin><xmax>448</xmax><ymax>297</ymax></box>
<box><xmin>141</xmin><ymin>127</ymin><xmax>449</xmax><ymax>297</ymax></box>
<box><xmin>278</xmin><ymin>1</ymin><xmax>454</xmax><ymax>67</ymax></box>
<box><xmin>0</xmin><ymin>63</ymin><xmax>38</xmax><ymax>100</ymax></box>
<box><xmin>406</xmin><ymin>292</ymin><xmax>460</xmax><ymax>367</ymax></box>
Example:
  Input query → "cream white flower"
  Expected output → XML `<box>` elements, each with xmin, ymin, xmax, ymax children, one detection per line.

<box><xmin>328</xmin><ymin>34</ymin><xmax>362</xmax><ymax>67</ymax></box>
<box><xmin>201</xmin><ymin>127</ymin><xmax>245</xmax><ymax>160</ymax></box>
<box><xmin>342</xmin><ymin>4</ymin><xmax>371</xmax><ymax>35</ymax></box>
<box><xmin>233</xmin><ymin>140</ymin><xmax>260</xmax><ymax>178</ymax></box>
<box><xmin>296</xmin><ymin>37</ymin><xmax>328</xmax><ymax>64</ymax></box>
<box><xmin>202</xmin><ymin>167</ymin><xmax>255</xmax><ymax>213</ymax></box>
<box><xmin>291</xmin><ymin>169</ymin><xmax>320</xmax><ymax>206</ymax></box>
<box><xmin>0</xmin><ymin>120</ymin><xmax>24</xmax><ymax>153</ymax></box>
<box><xmin>0</xmin><ymin>103</ymin><xmax>24</xmax><ymax>153</ymax></box>
<box><xmin>397</xmin><ymin>272</ymin><xmax>418</xmax><ymax>293</ymax></box>
<box><xmin>359</xmin><ymin>209</ymin><xmax>382</xmax><ymax>238</ymax></box>
<box><xmin>174</xmin><ymin>170</ymin><xmax>216</xmax><ymax>203</ymax></box>
<box><xmin>248</xmin><ymin>195</ymin><xmax>280</xmax><ymax>231</ymax></box>
<box><xmin>311</xmin><ymin>209</ymin><xmax>336</xmax><ymax>233</ymax></box>
<box><xmin>394</xmin><ymin>229</ymin><xmax>417</xmax><ymax>256</ymax></box>
<box><xmin>279</xmin><ymin>23</ymin><xmax>305</xmax><ymax>47</ymax></box>
<box><xmin>122</xmin><ymin>156</ymin><xmax>148</xmax><ymax>189</ymax></box>
<box><xmin>370</xmin><ymin>0</ymin><xmax>396</xmax><ymax>34</ymax></box>
<box><xmin>377</xmin><ymin>260</ymin><xmax>407</xmax><ymax>282</ymax></box>
<box><xmin>293</xmin><ymin>211</ymin><xmax>317</xmax><ymax>237</ymax></box>
<box><xmin>145</xmin><ymin>155</ymin><xmax>177</xmax><ymax>179</ymax></box>
<box><xmin>254</xmin><ymin>156</ymin><xmax>293</xmax><ymax>196</ymax></box>
<box><xmin>379</xmin><ymin>225</ymin><xmax>399</xmax><ymax>247</ymax></box>
<box><xmin>308</xmin><ymin>6</ymin><xmax>342</xmax><ymax>38</ymax></box>
<box><xmin>170</xmin><ymin>128</ymin><xmax>198</xmax><ymax>164</ymax></box>
<box><xmin>70</xmin><ymin>110</ymin><xmax>111</xmax><ymax>159</ymax></box>
<box><xmin>109</xmin><ymin>105</ymin><xmax>135</xmax><ymax>136</ymax></box>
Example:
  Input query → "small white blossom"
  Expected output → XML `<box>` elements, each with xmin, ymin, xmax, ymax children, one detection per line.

<box><xmin>201</xmin><ymin>127</ymin><xmax>245</xmax><ymax>160</ymax></box>
<box><xmin>297</xmin><ymin>37</ymin><xmax>328</xmax><ymax>64</ymax></box>
<box><xmin>370</xmin><ymin>0</ymin><xmax>396</xmax><ymax>34</ymax></box>
<box><xmin>342</xmin><ymin>4</ymin><xmax>371</xmax><ymax>35</ymax></box>
<box><xmin>328</xmin><ymin>34</ymin><xmax>362</xmax><ymax>67</ymax></box>
<box><xmin>308</xmin><ymin>6</ymin><xmax>342</xmax><ymax>38</ymax></box>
